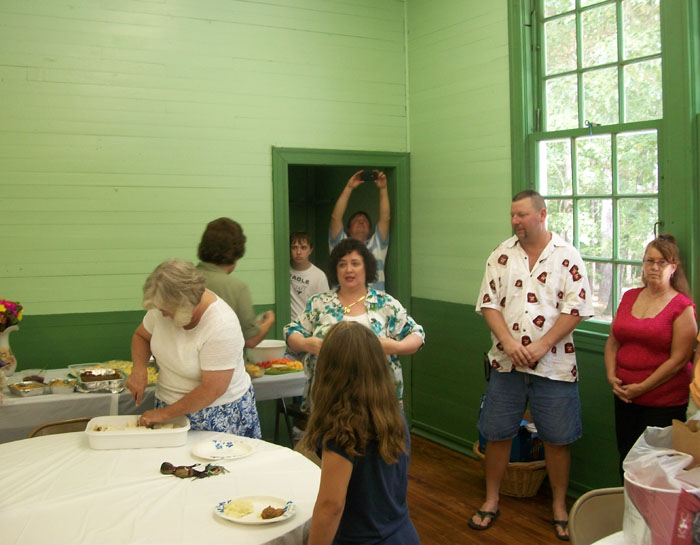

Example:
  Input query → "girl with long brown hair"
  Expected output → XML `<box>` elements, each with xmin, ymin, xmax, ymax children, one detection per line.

<box><xmin>300</xmin><ymin>321</ymin><xmax>420</xmax><ymax>545</ymax></box>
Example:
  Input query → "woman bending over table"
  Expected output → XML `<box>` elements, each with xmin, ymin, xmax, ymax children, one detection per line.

<box><xmin>126</xmin><ymin>258</ymin><xmax>261</xmax><ymax>437</ymax></box>
<box><xmin>605</xmin><ymin>234</ymin><xmax>696</xmax><ymax>474</ymax></box>
<box><xmin>284</xmin><ymin>238</ymin><xmax>424</xmax><ymax>413</ymax></box>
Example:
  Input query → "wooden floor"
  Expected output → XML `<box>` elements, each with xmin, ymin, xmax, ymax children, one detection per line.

<box><xmin>407</xmin><ymin>434</ymin><xmax>573</xmax><ymax>545</ymax></box>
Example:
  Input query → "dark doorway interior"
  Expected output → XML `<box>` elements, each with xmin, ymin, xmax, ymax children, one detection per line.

<box><xmin>288</xmin><ymin>165</ymin><xmax>394</xmax><ymax>284</ymax></box>
<box><xmin>271</xmin><ymin>147</ymin><xmax>410</xmax><ymax>331</ymax></box>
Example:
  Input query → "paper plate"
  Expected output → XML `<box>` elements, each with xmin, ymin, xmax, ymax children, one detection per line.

<box><xmin>215</xmin><ymin>496</ymin><xmax>295</xmax><ymax>525</ymax></box>
<box><xmin>192</xmin><ymin>438</ymin><xmax>255</xmax><ymax>460</ymax></box>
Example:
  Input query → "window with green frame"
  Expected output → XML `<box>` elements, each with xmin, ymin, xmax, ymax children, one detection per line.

<box><xmin>535</xmin><ymin>0</ymin><xmax>661</xmax><ymax>322</ymax></box>
<box><xmin>509</xmin><ymin>0</ymin><xmax>699</xmax><ymax>326</ymax></box>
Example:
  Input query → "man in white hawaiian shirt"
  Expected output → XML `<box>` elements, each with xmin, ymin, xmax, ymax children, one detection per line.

<box><xmin>470</xmin><ymin>190</ymin><xmax>593</xmax><ymax>541</ymax></box>
<box><xmin>329</xmin><ymin>169</ymin><xmax>390</xmax><ymax>291</ymax></box>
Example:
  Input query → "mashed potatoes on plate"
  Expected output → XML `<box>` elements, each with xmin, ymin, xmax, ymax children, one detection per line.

<box><xmin>223</xmin><ymin>499</ymin><xmax>254</xmax><ymax>518</ymax></box>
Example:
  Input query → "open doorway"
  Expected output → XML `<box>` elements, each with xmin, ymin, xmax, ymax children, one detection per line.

<box><xmin>271</xmin><ymin>148</ymin><xmax>411</xmax><ymax>330</ymax></box>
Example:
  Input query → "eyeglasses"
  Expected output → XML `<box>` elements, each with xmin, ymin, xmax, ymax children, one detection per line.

<box><xmin>644</xmin><ymin>258</ymin><xmax>670</xmax><ymax>268</ymax></box>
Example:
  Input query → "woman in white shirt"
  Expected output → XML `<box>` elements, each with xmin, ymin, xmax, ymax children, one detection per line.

<box><xmin>126</xmin><ymin>258</ymin><xmax>261</xmax><ymax>437</ymax></box>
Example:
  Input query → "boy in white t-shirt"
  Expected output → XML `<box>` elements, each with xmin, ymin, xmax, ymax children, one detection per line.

<box><xmin>290</xmin><ymin>232</ymin><xmax>329</xmax><ymax>320</ymax></box>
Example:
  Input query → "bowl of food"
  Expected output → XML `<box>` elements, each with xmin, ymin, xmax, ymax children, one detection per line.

<box><xmin>245</xmin><ymin>363</ymin><xmax>265</xmax><ymax>379</ymax></box>
<box><xmin>246</xmin><ymin>340</ymin><xmax>287</xmax><ymax>364</ymax></box>
<box><xmin>20</xmin><ymin>369</ymin><xmax>46</xmax><ymax>384</ymax></box>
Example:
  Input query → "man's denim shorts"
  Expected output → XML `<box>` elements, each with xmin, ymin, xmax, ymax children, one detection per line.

<box><xmin>478</xmin><ymin>369</ymin><xmax>582</xmax><ymax>446</ymax></box>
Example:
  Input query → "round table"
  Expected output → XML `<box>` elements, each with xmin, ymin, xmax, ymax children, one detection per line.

<box><xmin>0</xmin><ymin>430</ymin><xmax>320</xmax><ymax>545</ymax></box>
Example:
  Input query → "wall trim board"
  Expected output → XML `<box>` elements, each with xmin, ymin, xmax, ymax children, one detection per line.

<box><xmin>10</xmin><ymin>310</ymin><xmax>145</xmax><ymax>370</ymax></box>
<box><xmin>411</xmin><ymin>422</ymin><xmax>475</xmax><ymax>456</ymax></box>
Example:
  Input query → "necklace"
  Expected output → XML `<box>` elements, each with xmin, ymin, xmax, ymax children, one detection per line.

<box><xmin>342</xmin><ymin>294</ymin><xmax>366</xmax><ymax>314</ymax></box>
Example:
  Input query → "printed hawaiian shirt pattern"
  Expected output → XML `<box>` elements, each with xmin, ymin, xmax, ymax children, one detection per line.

<box><xmin>476</xmin><ymin>233</ymin><xmax>594</xmax><ymax>382</ymax></box>
<box><xmin>284</xmin><ymin>287</ymin><xmax>425</xmax><ymax>411</ymax></box>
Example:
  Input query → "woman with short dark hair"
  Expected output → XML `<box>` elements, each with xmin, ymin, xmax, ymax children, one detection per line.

<box><xmin>196</xmin><ymin>217</ymin><xmax>275</xmax><ymax>348</ymax></box>
<box><xmin>285</xmin><ymin>238</ymin><xmax>425</xmax><ymax>413</ymax></box>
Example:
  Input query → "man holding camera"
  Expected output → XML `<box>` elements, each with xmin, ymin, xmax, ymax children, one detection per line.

<box><xmin>329</xmin><ymin>169</ymin><xmax>390</xmax><ymax>291</ymax></box>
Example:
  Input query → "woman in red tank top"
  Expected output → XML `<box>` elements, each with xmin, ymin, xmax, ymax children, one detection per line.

<box><xmin>604</xmin><ymin>234</ymin><xmax>697</xmax><ymax>478</ymax></box>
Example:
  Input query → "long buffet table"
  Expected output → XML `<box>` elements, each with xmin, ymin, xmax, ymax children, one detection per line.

<box><xmin>0</xmin><ymin>367</ymin><xmax>305</xmax><ymax>443</ymax></box>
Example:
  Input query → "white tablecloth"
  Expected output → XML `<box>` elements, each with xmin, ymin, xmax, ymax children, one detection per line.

<box><xmin>0</xmin><ymin>430</ymin><xmax>320</xmax><ymax>545</ymax></box>
<box><xmin>0</xmin><ymin>368</ymin><xmax>306</xmax><ymax>443</ymax></box>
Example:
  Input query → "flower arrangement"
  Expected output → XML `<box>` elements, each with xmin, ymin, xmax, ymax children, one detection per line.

<box><xmin>0</xmin><ymin>299</ymin><xmax>22</xmax><ymax>332</ymax></box>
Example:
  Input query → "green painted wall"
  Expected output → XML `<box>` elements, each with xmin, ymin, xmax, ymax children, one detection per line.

<box><xmin>407</xmin><ymin>1</ymin><xmax>513</xmax><ymax>303</ymax></box>
<box><xmin>1</xmin><ymin>0</ymin><xmax>408</xmax><ymax>316</ymax></box>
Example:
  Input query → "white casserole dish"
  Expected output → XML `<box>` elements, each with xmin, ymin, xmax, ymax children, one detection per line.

<box><xmin>85</xmin><ymin>415</ymin><xmax>190</xmax><ymax>449</ymax></box>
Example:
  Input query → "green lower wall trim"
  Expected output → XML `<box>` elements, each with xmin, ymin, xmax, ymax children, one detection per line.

<box><xmin>10</xmin><ymin>311</ymin><xmax>146</xmax><ymax>370</ymax></box>
<box><xmin>410</xmin><ymin>296</ymin><xmax>620</xmax><ymax>495</ymax></box>
<box><xmin>10</xmin><ymin>305</ymin><xmax>275</xmax><ymax>371</ymax></box>
<box><xmin>411</xmin><ymin>425</ymin><xmax>477</xmax><ymax>458</ymax></box>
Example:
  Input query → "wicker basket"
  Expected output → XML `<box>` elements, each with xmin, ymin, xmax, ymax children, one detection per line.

<box><xmin>473</xmin><ymin>442</ymin><xmax>547</xmax><ymax>498</ymax></box>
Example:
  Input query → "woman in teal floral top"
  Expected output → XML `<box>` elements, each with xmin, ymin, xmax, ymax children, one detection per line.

<box><xmin>285</xmin><ymin>238</ymin><xmax>425</xmax><ymax>412</ymax></box>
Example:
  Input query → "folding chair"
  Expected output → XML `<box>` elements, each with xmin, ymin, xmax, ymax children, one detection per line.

<box><xmin>28</xmin><ymin>417</ymin><xmax>91</xmax><ymax>438</ymax></box>
<box><xmin>569</xmin><ymin>486</ymin><xmax>624</xmax><ymax>545</ymax></box>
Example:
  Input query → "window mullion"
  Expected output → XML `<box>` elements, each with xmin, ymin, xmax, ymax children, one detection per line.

<box><xmin>575</xmin><ymin>7</ymin><xmax>584</xmax><ymax>129</ymax></box>
<box><xmin>611</xmin><ymin>132</ymin><xmax>620</xmax><ymax>314</ymax></box>
<box><xmin>533</xmin><ymin>0</ymin><xmax>544</xmax><ymax>132</ymax></box>
<box><xmin>571</xmin><ymin>136</ymin><xmax>579</xmax><ymax>248</ymax></box>
<box><xmin>616</xmin><ymin>0</ymin><xmax>625</xmax><ymax>124</ymax></box>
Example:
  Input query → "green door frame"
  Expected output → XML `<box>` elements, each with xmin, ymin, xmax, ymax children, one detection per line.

<box><xmin>271</xmin><ymin>147</ymin><xmax>412</xmax><ymax>335</ymax></box>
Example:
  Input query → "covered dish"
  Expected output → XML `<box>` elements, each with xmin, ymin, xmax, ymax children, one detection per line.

<box><xmin>75</xmin><ymin>368</ymin><xmax>125</xmax><ymax>393</ymax></box>
<box><xmin>8</xmin><ymin>381</ymin><xmax>45</xmax><ymax>397</ymax></box>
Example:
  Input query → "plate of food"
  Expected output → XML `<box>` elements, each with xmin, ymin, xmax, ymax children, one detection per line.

<box><xmin>260</xmin><ymin>359</ymin><xmax>304</xmax><ymax>375</ymax></box>
<box><xmin>215</xmin><ymin>496</ymin><xmax>295</xmax><ymax>525</ymax></box>
<box><xmin>192</xmin><ymin>437</ymin><xmax>255</xmax><ymax>460</ymax></box>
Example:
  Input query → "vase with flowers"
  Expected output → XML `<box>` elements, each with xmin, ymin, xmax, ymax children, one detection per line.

<box><xmin>0</xmin><ymin>299</ymin><xmax>22</xmax><ymax>377</ymax></box>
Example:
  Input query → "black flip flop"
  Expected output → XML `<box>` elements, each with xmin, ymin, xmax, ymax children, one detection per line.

<box><xmin>553</xmin><ymin>520</ymin><xmax>570</xmax><ymax>541</ymax></box>
<box><xmin>468</xmin><ymin>509</ymin><xmax>500</xmax><ymax>530</ymax></box>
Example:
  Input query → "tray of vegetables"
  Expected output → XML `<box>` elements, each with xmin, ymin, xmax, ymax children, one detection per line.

<box><xmin>257</xmin><ymin>358</ymin><xmax>304</xmax><ymax>375</ymax></box>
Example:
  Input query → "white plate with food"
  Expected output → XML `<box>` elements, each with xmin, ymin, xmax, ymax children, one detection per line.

<box><xmin>215</xmin><ymin>496</ymin><xmax>295</xmax><ymax>525</ymax></box>
<box><xmin>192</xmin><ymin>437</ymin><xmax>255</xmax><ymax>460</ymax></box>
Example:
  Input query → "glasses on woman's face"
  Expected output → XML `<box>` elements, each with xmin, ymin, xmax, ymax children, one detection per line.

<box><xmin>644</xmin><ymin>258</ymin><xmax>670</xmax><ymax>268</ymax></box>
